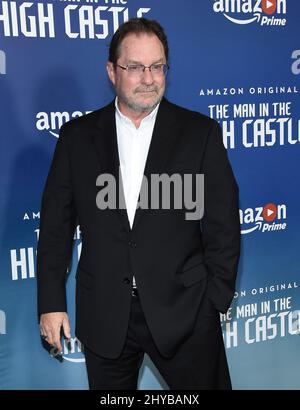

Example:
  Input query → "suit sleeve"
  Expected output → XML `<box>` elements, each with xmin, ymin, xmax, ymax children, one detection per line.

<box><xmin>36</xmin><ymin>124</ymin><xmax>77</xmax><ymax>316</ymax></box>
<box><xmin>201</xmin><ymin>120</ymin><xmax>241</xmax><ymax>313</ymax></box>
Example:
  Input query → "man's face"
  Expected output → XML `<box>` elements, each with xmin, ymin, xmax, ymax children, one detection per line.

<box><xmin>107</xmin><ymin>33</ymin><xmax>167</xmax><ymax>114</ymax></box>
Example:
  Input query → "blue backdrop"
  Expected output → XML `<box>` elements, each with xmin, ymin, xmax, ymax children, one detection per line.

<box><xmin>0</xmin><ymin>0</ymin><xmax>299</xmax><ymax>389</ymax></box>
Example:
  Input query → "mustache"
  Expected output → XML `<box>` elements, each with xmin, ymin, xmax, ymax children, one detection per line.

<box><xmin>134</xmin><ymin>86</ymin><xmax>158</xmax><ymax>93</ymax></box>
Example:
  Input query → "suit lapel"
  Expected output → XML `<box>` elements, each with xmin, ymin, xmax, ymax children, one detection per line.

<box><xmin>92</xmin><ymin>101</ymin><xmax>131</xmax><ymax>232</ymax></box>
<box><xmin>132</xmin><ymin>98</ymin><xmax>179</xmax><ymax>230</ymax></box>
<box><xmin>92</xmin><ymin>98</ymin><xmax>179</xmax><ymax>232</ymax></box>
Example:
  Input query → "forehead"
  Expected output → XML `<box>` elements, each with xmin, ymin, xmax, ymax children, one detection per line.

<box><xmin>118</xmin><ymin>33</ymin><xmax>165</xmax><ymax>63</ymax></box>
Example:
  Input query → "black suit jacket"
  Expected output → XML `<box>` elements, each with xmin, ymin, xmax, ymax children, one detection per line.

<box><xmin>37</xmin><ymin>98</ymin><xmax>240</xmax><ymax>359</ymax></box>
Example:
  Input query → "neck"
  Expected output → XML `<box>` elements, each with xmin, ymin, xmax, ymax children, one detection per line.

<box><xmin>117</xmin><ymin>99</ymin><xmax>156</xmax><ymax>129</ymax></box>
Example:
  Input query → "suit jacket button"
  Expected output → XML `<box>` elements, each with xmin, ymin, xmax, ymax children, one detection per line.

<box><xmin>123</xmin><ymin>278</ymin><xmax>130</xmax><ymax>284</ymax></box>
<box><xmin>128</xmin><ymin>241</ymin><xmax>137</xmax><ymax>248</ymax></box>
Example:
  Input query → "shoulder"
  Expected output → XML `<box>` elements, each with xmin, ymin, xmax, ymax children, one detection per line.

<box><xmin>161</xmin><ymin>98</ymin><xmax>220</xmax><ymax>138</ymax></box>
<box><xmin>59</xmin><ymin>101</ymin><xmax>114</xmax><ymax>136</ymax></box>
<box><xmin>161</xmin><ymin>98</ymin><xmax>219</xmax><ymax>132</ymax></box>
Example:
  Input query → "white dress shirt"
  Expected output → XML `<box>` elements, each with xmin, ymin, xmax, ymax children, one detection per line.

<box><xmin>115</xmin><ymin>97</ymin><xmax>160</xmax><ymax>288</ymax></box>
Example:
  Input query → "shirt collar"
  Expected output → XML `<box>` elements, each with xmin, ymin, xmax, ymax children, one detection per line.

<box><xmin>115</xmin><ymin>96</ymin><xmax>160</xmax><ymax>128</ymax></box>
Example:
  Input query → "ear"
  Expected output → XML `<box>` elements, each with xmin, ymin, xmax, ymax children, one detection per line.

<box><xmin>106</xmin><ymin>61</ymin><xmax>116</xmax><ymax>85</ymax></box>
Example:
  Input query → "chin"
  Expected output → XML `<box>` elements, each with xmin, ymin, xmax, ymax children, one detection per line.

<box><xmin>137</xmin><ymin>97</ymin><xmax>160</xmax><ymax>109</ymax></box>
<box><xmin>124</xmin><ymin>95</ymin><xmax>161</xmax><ymax>113</ymax></box>
<box><xmin>139</xmin><ymin>102</ymin><xmax>158</xmax><ymax>112</ymax></box>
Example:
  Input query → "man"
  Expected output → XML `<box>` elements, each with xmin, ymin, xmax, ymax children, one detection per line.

<box><xmin>37</xmin><ymin>18</ymin><xmax>240</xmax><ymax>390</ymax></box>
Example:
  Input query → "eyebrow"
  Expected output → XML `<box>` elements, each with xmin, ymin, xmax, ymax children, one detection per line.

<box><xmin>126</xmin><ymin>58</ymin><xmax>165</xmax><ymax>65</ymax></box>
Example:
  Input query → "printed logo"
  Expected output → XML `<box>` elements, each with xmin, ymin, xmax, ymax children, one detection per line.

<box><xmin>240</xmin><ymin>203</ymin><xmax>287</xmax><ymax>234</ymax></box>
<box><xmin>213</xmin><ymin>0</ymin><xmax>287</xmax><ymax>26</ymax></box>
<box><xmin>36</xmin><ymin>110</ymin><xmax>91</xmax><ymax>138</ymax></box>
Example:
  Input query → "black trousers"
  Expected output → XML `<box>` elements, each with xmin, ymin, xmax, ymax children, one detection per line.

<box><xmin>84</xmin><ymin>289</ymin><xmax>231</xmax><ymax>390</ymax></box>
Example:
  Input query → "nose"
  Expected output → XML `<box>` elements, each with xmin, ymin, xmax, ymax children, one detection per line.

<box><xmin>141</xmin><ymin>67</ymin><xmax>154</xmax><ymax>85</ymax></box>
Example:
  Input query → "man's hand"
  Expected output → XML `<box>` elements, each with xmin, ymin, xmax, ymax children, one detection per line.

<box><xmin>40</xmin><ymin>312</ymin><xmax>71</xmax><ymax>353</ymax></box>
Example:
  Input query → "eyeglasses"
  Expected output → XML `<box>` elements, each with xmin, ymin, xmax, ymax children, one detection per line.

<box><xmin>115</xmin><ymin>63</ymin><xmax>169</xmax><ymax>76</ymax></box>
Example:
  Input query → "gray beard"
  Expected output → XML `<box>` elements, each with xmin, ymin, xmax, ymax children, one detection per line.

<box><xmin>126</xmin><ymin>99</ymin><xmax>161</xmax><ymax>113</ymax></box>
<box><xmin>119</xmin><ymin>91</ymin><xmax>163</xmax><ymax>113</ymax></box>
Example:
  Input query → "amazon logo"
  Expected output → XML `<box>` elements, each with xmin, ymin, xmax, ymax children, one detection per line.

<box><xmin>239</xmin><ymin>203</ymin><xmax>287</xmax><ymax>234</ymax></box>
<box><xmin>213</xmin><ymin>0</ymin><xmax>287</xmax><ymax>26</ymax></box>
<box><xmin>36</xmin><ymin>110</ymin><xmax>91</xmax><ymax>138</ymax></box>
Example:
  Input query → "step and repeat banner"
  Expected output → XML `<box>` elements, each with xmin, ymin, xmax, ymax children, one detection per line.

<box><xmin>0</xmin><ymin>0</ymin><xmax>299</xmax><ymax>389</ymax></box>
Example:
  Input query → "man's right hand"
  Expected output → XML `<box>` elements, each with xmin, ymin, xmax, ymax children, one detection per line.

<box><xmin>39</xmin><ymin>312</ymin><xmax>71</xmax><ymax>353</ymax></box>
